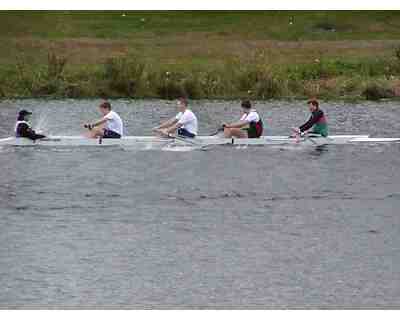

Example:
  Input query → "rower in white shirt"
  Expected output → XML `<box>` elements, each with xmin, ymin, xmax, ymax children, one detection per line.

<box><xmin>222</xmin><ymin>100</ymin><xmax>263</xmax><ymax>138</ymax></box>
<box><xmin>153</xmin><ymin>97</ymin><xmax>198</xmax><ymax>138</ymax></box>
<box><xmin>84</xmin><ymin>101</ymin><xmax>123</xmax><ymax>139</ymax></box>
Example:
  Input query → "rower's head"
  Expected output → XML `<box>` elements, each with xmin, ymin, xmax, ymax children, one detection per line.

<box><xmin>17</xmin><ymin>110</ymin><xmax>32</xmax><ymax>121</ymax></box>
<box><xmin>177</xmin><ymin>97</ymin><xmax>188</xmax><ymax>112</ymax></box>
<box><xmin>99</xmin><ymin>101</ymin><xmax>112</xmax><ymax>116</ymax></box>
<box><xmin>307</xmin><ymin>99</ymin><xmax>319</xmax><ymax>112</ymax></box>
<box><xmin>241</xmin><ymin>100</ymin><xmax>252</xmax><ymax>113</ymax></box>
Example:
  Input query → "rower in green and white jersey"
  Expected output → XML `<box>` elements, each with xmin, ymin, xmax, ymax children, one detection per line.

<box><xmin>292</xmin><ymin>99</ymin><xmax>328</xmax><ymax>137</ymax></box>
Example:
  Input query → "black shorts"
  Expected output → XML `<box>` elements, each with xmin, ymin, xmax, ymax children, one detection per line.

<box><xmin>178</xmin><ymin>128</ymin><xmax>196</xmax><ymax>138</ymax></box>
<box><xmin>244</xmin><ymin>121</ymin><xmax>263</xmax><ymax>138</ymax></box>
<box><xmin>103</xmin><ymin>129</ymin><xmax>121</xmax><ymax>139</ymax></box>
<box><xmin>245</xmin><ymin>128</ymin><xmax>259</xmax><ymax>139</ymax></box>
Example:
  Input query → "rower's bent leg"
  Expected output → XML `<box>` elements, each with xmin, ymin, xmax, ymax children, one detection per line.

<box><xmin>85</xmin><ymin>127</ymin><xmax>104</xmax><ymax>139</ymax></box>
<box><xmin>224</xmin><ymin>128</ymin><xmax>248</xmax><ymax>138</ymax></box>
<box><xmin>153</xmin><ymin>128</ymin><xmax>164</xmax><ymax>137</ymax></box>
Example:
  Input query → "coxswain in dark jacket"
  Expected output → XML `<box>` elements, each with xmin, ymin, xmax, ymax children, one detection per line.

<box><xmin>15</xmin><ymin>110</ymin><xmax>46</xmax><ymax>140</ymax></box>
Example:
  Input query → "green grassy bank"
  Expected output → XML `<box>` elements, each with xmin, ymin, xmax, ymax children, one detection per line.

<box><xmin>1</xmin><ymin>11</ymin><xmax>400</xmax><ymax>100</ymax></box>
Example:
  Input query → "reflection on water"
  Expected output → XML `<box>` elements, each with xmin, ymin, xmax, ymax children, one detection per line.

<box><xmin>309</xmin><ymin>145</ymin><xmax>329</xmax><ymax>156</ymax></box>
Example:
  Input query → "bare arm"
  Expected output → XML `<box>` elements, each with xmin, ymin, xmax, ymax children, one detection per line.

<box><xmin>92</xmin><ymin>118</ymin><xmax>107</xmax><ymax>127</ymax></box>
<box><xmin>85</xmin><ymin>118</ymin><xmax>107</xmax><ymax>129</ymax></box>
<box><xmin>154</xmin><ymin>117</ymin><xmax>178</xmax><ymax>130</ymax></box>
<box><xmin>165</xmin><ymin>122</ymin><xmax>183</xmax><ymax>134</ymax></box>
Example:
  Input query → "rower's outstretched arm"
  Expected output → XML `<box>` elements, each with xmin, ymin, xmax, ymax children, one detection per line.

<box><xmin>299</xmin><ymin>110</ymin><xmax>323</xmax><ymax>132</ymax></box>
<box><xmin>84</xmin><ymin>117</ymin><xmax>107</xmax><ymax>130</ymax></box>
<box><xmin>154</xmin><ymin>118</ymin><xmax>178</xmax><ymax>130</ymax></box>
<box><xmin>164</xmin><ymin>122</ymin><xmax>183</xmax><ymax>134</ymax></box>
<box><xmin>90</xmin><ymin>118</ymin><xmax>107</xmax><ymax>128</ymax></box>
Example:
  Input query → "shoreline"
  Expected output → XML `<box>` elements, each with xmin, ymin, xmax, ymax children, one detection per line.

<box><xmin>1</xmin><ymin>96</ymin><xmax>400</xmax><ymax>103</ymax></box>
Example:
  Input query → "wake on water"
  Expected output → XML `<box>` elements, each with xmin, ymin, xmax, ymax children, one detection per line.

<box><xmin>34</xmin><ymin>113</ymin><xmax>51</xmax><ymax>136</ymax></box>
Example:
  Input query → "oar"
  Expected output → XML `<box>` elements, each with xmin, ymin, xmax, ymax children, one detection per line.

<box><xmin>209</xmin><ymin>126</ymin><xmax>224</xmax><ymax>136</ymax></box>
<box><xmin>40</xmin><ymin>137</ymin><xmax>61</xmax><ymax>142</ymax></box>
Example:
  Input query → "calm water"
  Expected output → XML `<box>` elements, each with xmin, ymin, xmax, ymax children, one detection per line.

<box><xmin>1</xmin><ymin>99</ymin><xmax>400</xmax><ymax>308</ymax></box>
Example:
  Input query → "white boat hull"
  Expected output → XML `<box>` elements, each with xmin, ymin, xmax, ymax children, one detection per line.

<box><xmin>1</xmin><ymin>135</ymin><xmax>399</xmax><ymax>147</ymax></box>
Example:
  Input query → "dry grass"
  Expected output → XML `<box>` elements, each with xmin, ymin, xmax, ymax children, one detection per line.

<box><xmin>3</xmin><ymin>36</ymin><xmax>400</xmax><ymax>68</ymax></box>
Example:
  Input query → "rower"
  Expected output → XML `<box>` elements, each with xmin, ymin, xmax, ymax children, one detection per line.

<box><xmin>84</xmin><ymin>101</ymin><xmax>123</xmax><ymax>139</ymax></box>
<box><xmin>153</xmin><ymin>97</ymin><xmax>198</xmax><ymax>138</ymax></box>
<box><xmin>292</xmin><ymin>99</ymin><xmax>328</xmax><ymax>137</ymax></box>
<box><xmin>222</xmin><ymin>100</ymin><xmax>263</xmax><ymax>138</ymax></box>
<box><xmin>15</xmin><ymin>110</ymin><xmax>46</xmax><ymax>140</ymax></box>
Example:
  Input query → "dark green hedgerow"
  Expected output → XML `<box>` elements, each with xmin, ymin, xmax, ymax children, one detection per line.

<box><xmin>103</xmin><ymin>56</ymin><xmax>145</xmax><ymax>97</ymax></box>
<box><xmin>362</xmin><ymin>83</ymin><xmax>395</xmax><ymax>101</ymax></box>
